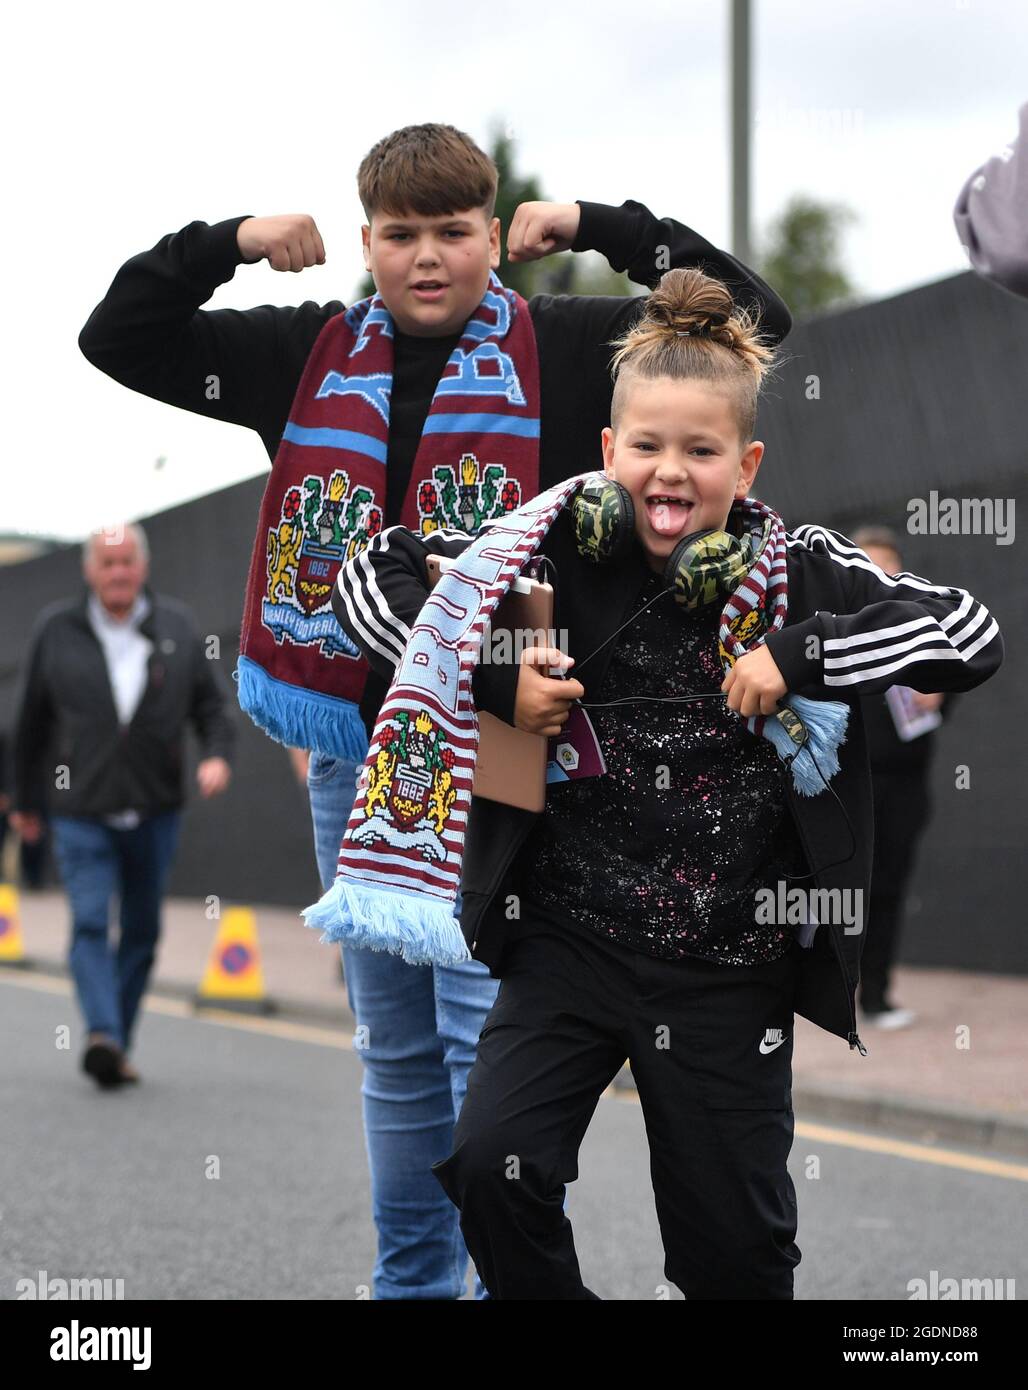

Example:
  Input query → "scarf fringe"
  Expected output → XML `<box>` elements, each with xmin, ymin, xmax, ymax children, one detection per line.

<box><xmin>765</xmin><ymin>694</ymin><xmax>849</xmax><ymax>796</ymax></box>
<box><xmin>301</xmin><ymin>876</ymin><xmax>471</xmax><ymax>966</ymax></box>
<box><xmin>234</xmin><ymin>655</ymin><xmax>370</xmax><ymax>760</ymax></box>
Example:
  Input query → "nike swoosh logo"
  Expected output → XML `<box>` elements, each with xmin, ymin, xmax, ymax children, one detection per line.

<box><xmin>759</xmin><ymin>1038</ymin><xmax>787</xmax><ymax>1054</ymax></box>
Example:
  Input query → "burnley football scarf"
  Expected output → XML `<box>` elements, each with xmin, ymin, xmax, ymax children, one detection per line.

<box><xmin>234</xmin><ymin>269</ymin><xmax>540</xmax><ymax>759</ymax></box>
<box><xmin>300</xmin><ymin>473</ymin><xmax>849</xmax><ymax>966</ymax></box>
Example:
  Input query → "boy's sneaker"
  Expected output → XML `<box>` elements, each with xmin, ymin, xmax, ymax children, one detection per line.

<box><xmin>860</xmin><ymin>1004</ymin><xmax>917</xmax><ymax>1030</ymax></box>
<box><xmin>82</xmin><ymin>1032</ymin><xmax>124</xmax><ymax>1088</ymax></box>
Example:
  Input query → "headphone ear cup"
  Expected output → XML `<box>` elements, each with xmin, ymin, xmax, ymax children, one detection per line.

<box><xmin>664</xmin><ymin>528</ymin><xmax>741</xmax><ymax>608</ymax></box>
<box><xmin>662</xmin><ymin>529</ymin><xmax>717</xmax><ymax>586</ymax></box>
<box><xmin>571</xmin><ymin>478</ymin><xmax>636</xmax><ymax>565</ymax></box>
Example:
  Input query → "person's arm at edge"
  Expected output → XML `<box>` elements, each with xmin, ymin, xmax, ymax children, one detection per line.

<box><xmin>11</xmin><ymin>619</ymin><xmax>56</xmax><ymax>815</ymax></box>
<box><xmin>185</xmin><ymin>618</ymin><xmax>237</xmax><ymax>764</ymax></box>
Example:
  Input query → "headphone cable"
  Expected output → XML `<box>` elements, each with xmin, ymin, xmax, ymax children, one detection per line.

<box><xmin>567</xmin><ymin>584</ymin><xmax>678</xmax><ymax>677</ymax></box>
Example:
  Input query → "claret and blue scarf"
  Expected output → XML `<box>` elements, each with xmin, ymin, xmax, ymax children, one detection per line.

<box><xmin>301</xmin><ymin>471</ymin><xmax>849</xmax><ymax>967</ymax></box>
<box><xmin>234</xmin><ymin>269</ymin><xmax>541</xmax><ymax>760</ymax></box>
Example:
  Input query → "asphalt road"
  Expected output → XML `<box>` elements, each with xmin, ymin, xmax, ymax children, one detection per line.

<box><xmin>2</xmin><ymin>973</ymin><xmax>1024</xmax><ymax>1301</ymax></box>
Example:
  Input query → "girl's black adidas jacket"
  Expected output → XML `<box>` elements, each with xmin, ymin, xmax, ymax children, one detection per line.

<box><xmin>332</xmin><ymin>510</ymin><xmax>1003</xmax><ymax>1053</ymax></box>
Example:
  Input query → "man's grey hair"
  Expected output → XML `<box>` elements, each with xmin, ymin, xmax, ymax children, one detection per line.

<box><xmin>82</xmin><ymin>522</ymin><xmax>150</xmax><ymax>569</ymax></box>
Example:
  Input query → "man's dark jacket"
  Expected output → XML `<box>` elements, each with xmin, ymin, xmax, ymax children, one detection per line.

<box><xmin>12</xmin><ymin>584</ymin><xmax>235</xmax><ymax>819</ymax></box>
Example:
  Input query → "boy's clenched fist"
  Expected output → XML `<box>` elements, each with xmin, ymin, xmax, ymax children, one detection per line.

<box><xmin>236</xmin><ymin>215</ymin><xmax>326</xmax><ymax>272</ymax></box>
<box><xmin>506</xmin><ymin>202</ymin><xmax>582</xmax><ymax>262</ymax></box>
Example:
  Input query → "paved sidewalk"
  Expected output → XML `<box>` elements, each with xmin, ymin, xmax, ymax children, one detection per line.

<box><xmin>7</xmin><ymin>888</ymin><xmax>1027</xmax><ymax>1156</ymax></box>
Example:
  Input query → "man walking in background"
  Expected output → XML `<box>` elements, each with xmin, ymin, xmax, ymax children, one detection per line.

<box><xmin>853</xmin><ymin>526</ymin><xmax>954</xmax><ymax>1030</ymax></box>
<box><xmin>8</xmin><ymin>523</ymin><xmax>235</xmax><ymax>1087</ymax></box>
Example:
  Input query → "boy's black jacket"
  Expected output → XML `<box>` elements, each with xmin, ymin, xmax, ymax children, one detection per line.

<box><xmin>76</xmin><ymin>201</ymin><xmax>790</xmax><ymax>482</ymax></box>
<box><xmin>333</xmin><ymin>515</ymin><xmax>1003</xmax><ymax>1051</ymax></box>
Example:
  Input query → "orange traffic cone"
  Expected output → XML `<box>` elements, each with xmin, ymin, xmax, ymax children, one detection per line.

<box><xmin>194</xmin><ymin>906</ymin><xmax>272</xmax><ymax>1015</ymax></box>
<box><xmin>0</xmin><ymin>884</ymin><xmax>28</xmax><ymax>967</ymax></box>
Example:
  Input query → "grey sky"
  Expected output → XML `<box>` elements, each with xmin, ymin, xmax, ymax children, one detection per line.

<box><xmin>4</xmin><ymin>0</ymin><xmax>1025</xmax><ymax>541</ymax></box>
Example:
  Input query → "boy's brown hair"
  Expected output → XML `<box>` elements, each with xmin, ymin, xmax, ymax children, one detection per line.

<box><xmin>357</xmin><ymin>123</ymin><xmax>499</xmax><ymax>224</ymax></box>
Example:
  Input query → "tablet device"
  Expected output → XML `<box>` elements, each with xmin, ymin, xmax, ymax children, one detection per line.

<box><xmin>426</xmin><ymin>553</ymin><xmax>552</xmax><ymax>811</ymax></box>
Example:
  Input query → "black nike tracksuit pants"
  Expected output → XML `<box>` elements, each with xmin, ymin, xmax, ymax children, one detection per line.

<box><xmin>431</xmin><ymin>911</ymin><xmax>802</xmax><ymax>1300</ymax></box>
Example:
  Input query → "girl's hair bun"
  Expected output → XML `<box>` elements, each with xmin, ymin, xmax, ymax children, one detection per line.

<box><xmin>606</xmin><ymin>267</ymin><xmax>778</xmax><ymax>441</ymax></box>
<box><xmin>643</xmin><ymin>268</ymin><xmax>767</xmax><ymax>361</ymax></box>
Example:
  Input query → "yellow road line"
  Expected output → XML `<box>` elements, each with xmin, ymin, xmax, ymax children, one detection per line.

<box><xmin>609</xmin><ymin>1081</ymin><xmax>1028</xmax><ymax>1181</ymax></box>
<box><xmin>4</xmin><ymin>968</ymin><xmax>1025</xmax><ymax>1180</ymax></box>
<box><xmin>792</xmin><ymin>1120</ymin><xmax>1028</xmax><ymax>1182</ymax></box>
<box><xmin>0</xmin><ymin>967</ymin><xmax>69</xmax><ymax>994</ymax></box>
<box><xmin>0</xmin><ymin>966</ymin><xmax>353</xmax><ymax>1050</ymax></box>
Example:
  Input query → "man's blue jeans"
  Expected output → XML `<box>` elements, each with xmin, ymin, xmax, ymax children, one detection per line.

<box><xmin>307</xmin><ymin>751</ymin><xmax>498</xmax><ymax>1300</ymax></box>
<box><xmin>50</xmin><ymin>811</ymin><xmax>182</xmax><ymax>1053</ymax></box>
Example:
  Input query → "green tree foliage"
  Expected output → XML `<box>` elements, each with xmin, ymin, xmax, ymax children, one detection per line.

<box><xmin>757</xmin><ymin>195</ymin><xmax>859</xmax><ymax>321</ymax></box>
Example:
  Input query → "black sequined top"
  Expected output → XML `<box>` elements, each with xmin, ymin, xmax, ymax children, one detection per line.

<box><xmin>512</xmin><ymin>569</ymin><xmax>808</xmax><ymax>965</ymax></box>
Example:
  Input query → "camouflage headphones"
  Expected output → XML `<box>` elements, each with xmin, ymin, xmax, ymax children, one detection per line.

<box><xmin>570</xmin><ymin>475</ymin><xmax>759</xmax><ymax>611</ymax></box>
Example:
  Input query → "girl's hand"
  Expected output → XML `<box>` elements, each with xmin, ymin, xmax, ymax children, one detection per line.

<box><xmin>721</xmin><ymin>646</ymin><xmax>787</xmax><ymax>718</ymax></box>
<box><xmin>506</xmin><ymin>202</ymin><xmax>581</xmax><ymax>262</ymax></box>
<box><xmin>514</xmin><ymin>647</ymin><xmax>585</xmax><ymax>735</ymax></box>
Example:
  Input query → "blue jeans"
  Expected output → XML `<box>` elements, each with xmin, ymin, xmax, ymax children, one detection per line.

<box><xmin>307</xmin><ymin>751</ymin><xmax>499</xmax><ymax>1300</ymax></box>
<box><xmin>50</xmin><ymin>811</ymin><xmax>182</xmax><ymax>1052</ymax></box>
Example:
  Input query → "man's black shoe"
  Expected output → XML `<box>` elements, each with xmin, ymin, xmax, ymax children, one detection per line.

<box><xmin>82</xmin><ymin>1034</ymin><xmax>124</xmax><ymax>1089</ymax></box>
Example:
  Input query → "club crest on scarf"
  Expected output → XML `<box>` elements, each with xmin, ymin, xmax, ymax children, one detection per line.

<box><xmin>718</xmin><ymin>609</ymin><xmax>763</xmax><ymax>666</ymax></box>
<box><xmin>417</xmin><ymin>454</ymin><xmax>522</xmax><ymax>534</ymax></box>
<box><xmin>351</xmin><ymin>711</ymin><xmax>458</xmax><ymax>861</ymax></box>
<box><xmin>264</xmin><ymin>471</ymin><xmax>383</xmax><ymax>657</ymax></box>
